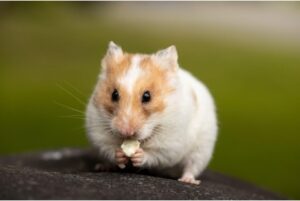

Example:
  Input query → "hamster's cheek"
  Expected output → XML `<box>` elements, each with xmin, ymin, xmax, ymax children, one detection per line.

<box><xmin>138</xmin><ymin>121</ymin><xmax>156</xmax><ymax>140</ymax></box>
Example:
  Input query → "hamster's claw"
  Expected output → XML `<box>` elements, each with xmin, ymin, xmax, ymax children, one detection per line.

<box><xmin>115</xmin><ymin>148</ymin><xmax>128</xmax><ymax>169</ymax></box>
<box><xmin>131</xmin><ymin>148</ymin><xmax>144</xmax><ymax>167</ymax></box>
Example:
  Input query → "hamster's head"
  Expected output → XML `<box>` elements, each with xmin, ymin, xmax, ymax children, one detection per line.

<box><xmin>93</xmin><ymin>41</ymin><xmax>178</xmax><ymax>141</ymax></box>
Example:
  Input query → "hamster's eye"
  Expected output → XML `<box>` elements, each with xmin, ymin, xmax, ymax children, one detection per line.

<box><xmin>111</xmin><ymin>89</ymin><xmax>120</xmax><ymax>102</ymax></box>
<box><xmin>142</xmin><ymin>91</ymin><xmax>151</xmax><ymax>103</ymax></box>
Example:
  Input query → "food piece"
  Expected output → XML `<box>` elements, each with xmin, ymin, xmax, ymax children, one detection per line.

<box><xmin>121</xmin><ymin>139</ymin><xmax>140</xmax><ymax>157</ymax></box>
<box><xmin>118</xmin><ymin>164</ymin><xmax>126</xmax><ymax>169</ymax></box>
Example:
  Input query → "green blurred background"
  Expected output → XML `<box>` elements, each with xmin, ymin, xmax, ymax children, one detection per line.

<box><xmin>0</xmin><ymin>2</ymin><xmax>300</xmax><ymax>199</ymax></box>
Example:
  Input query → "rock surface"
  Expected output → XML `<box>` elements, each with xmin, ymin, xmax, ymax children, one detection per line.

<box><xmin>0</xmin><ymin>148</ymin><xmax>283</xmax><ymax>199</ymax></box>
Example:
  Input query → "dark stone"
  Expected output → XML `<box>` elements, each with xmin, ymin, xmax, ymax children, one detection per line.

<box><xmin>0</xmin><ymin>148</ymin><xmax>284</xmax><ymax>199</ymax></box>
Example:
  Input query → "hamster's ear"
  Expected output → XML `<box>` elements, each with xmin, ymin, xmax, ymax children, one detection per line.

<box><xmin>106</xmin><ymin>41</ymin><xmax>123</xmax><ymax>59</ymax></box>
<box><xmin>154</xmin><ymin>45</ymin><xmax>178</xmax><ymax>71</ymax></box>
<box><xmin>101</xmin><ymin>41</ymin><xmax>123</xmax><ymax>76</ymax></box>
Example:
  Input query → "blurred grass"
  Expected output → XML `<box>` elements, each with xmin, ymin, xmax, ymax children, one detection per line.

<box><xmin>0</xmin><ymin>2</ymin><xmax>300</xmax><ymax>199</ymax></box>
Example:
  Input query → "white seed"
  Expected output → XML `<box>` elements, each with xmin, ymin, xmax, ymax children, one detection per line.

<box><xmin>121</xmin><ymin>139</ymin><xmax>140</xmax><ymax>157</ymax></box>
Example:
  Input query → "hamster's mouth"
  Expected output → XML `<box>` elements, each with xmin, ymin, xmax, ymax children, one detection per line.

<box><xmin>116</xmin><ymin>124</ymin><xmax>162</xmax><ymax>144</ymax></box>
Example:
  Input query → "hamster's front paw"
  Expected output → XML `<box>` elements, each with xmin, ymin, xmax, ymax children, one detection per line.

<box><xmin>131</xmin><ymin>148</ymin><xmax>145</xmax><ymax>167</ymax></box>
<box><xmin>115</xmin><ymin>148</ymin><xmax>129</xmax><ymax>169</ymax></box>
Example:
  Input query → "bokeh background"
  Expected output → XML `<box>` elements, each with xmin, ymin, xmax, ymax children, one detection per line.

<box><xmin>1</xmin><ymin>2</ymin><xmax>300</xmax><ymax>199</ymax></box>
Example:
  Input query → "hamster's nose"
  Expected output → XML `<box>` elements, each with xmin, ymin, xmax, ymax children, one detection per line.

<box><xmin>119</xmin><ymin>127</ymin><xmax>135</xmax><ymax>137</ymax></box>
<box><xmin>114</xmin><ymin>118</ymin><xmax>136</xmax><ymax>137</ymax></box>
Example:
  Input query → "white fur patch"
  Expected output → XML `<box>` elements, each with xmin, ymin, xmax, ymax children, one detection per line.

<box><xmin>118</xmin><ymin>55</ymin><xmax>145</xmax><ymax>116</ymax></box>
<box><xmin>118</xmin><ymin>55</ymin><xmax>143</xmax><ymax>94</ymax></box>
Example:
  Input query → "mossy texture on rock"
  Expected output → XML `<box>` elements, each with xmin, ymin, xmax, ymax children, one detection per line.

<box><xmin>0</xmin><ymin>148</ymin><xmax>283</xmax><ymax>199</ymax></box>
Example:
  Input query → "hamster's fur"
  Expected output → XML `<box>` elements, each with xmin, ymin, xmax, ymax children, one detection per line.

<box><xmin>86</xmin><ymin>41</ymin><xmax>218</xmax><ymax>184</ymax></box>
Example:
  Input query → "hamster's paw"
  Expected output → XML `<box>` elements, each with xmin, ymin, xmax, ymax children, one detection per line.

<box><xmin>178</xmin><ymin>173</ymin><xmax>201</xmax><ymax>185</ymax></box>
<box><xmin>131</xmin><ymin>148</ymin><xmax>145</xmax><ymax>167</ymax></box>
<box><xmin>115</xmin><ymin>148</ymin><xmax>129</xmax><ymax>169</ymax></box>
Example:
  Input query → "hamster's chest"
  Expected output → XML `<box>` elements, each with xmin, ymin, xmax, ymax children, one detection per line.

<box><xmin>141</xmin><ymin>131</ymin><xmax>186</xmax><ymax>152</ymax></box>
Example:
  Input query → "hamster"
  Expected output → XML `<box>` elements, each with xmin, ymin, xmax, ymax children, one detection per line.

<box><xmin>86</xmin><ymin>41</ymin><xmax>218</xmax><ymax>185</ymax></box>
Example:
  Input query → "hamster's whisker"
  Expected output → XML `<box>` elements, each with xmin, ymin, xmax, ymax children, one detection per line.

<box><xmin>95</xmin><ymin>118</ymin><xmax>111</xmax><ymax>122</ymax></box>
<box><xmin>59</xmin><ymin>116</ymin><xmax>85</xmax><ymax>120</ymax></box>
<box><xmin>56</xmin><ymin>83</ymin><xmax>86</xmax><ymax>106</ymax></box>
<box><xmin>63</xmin><ymin>80</ymin><xmax>87</xmax><ymax>98</ymax></box>
<box><xmin>54</xmin><ymin>101</ymin><xmax>85</xmax><ymax>114</ymax></box>
<box><xmin>101</xmin><ymin>112</ymin><xmax>113</xmax><ymax>119</ymax></box>
<box><xmin>95</xmin><ymin>119</ymin><xmax>112</xmax><ymax>125</ymax></box>
<box><xmin>100</xmin><ymin>127</ymin><xmax>116</xmax><ymax>136</ymax></box>
<box><xmin>88</xmin><ymin>122</ymin><xmax>112</xmax><ymax>131</ymax></box>
<box><xmin>100</xmin><ymin>124</ymin><xmax>115</xmax><ymax>132</ymax></box>
<box><xmin>87</xmin><ymin>126</ymin><xmax>101</xmax><ymax>130</ymax></box>
<box><xmin>60</xmin><ymin>114</ymin><xmax>85</xmax><ymax>118</ymax></box>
